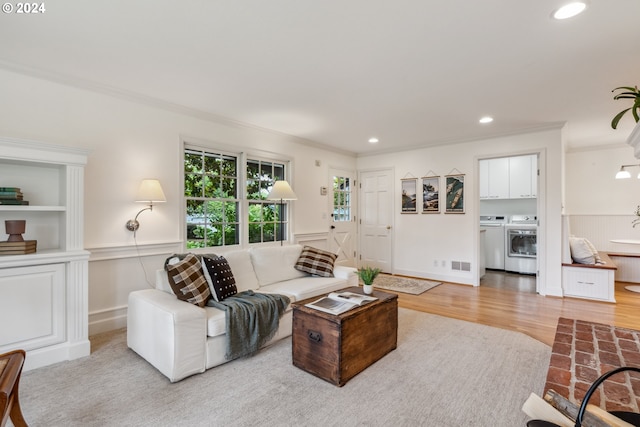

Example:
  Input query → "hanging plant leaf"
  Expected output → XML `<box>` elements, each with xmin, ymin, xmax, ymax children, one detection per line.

<box><xmin>611</xmin><ymin>86</ymin><xmax>640</xmax><ymax>129</ymax></box>
<box><xmin>612</xmin><ymin>108</ymin><xmax>632</xmax><ymax>129</ymax></box>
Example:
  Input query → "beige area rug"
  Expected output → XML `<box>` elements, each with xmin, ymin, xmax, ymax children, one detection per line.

<box><xmin>18</xmin><ymin>309</ymin><xmax>550</xmax><ymax>426</ymax></box>
<box><xmin>372</xmin><ymin>273</ymin><xmax>442</xmax><ymax>295</ymax></box>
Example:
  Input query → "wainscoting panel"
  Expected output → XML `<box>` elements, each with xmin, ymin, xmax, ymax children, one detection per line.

<box><xmin>567</xmin><ymin>215</ymin><xmax>640</xmax><ymax>283</ymax></box>
<box><xmin>609</xmin><ymin>255</ymin><xmax>640</xmax><ymax>283</ymax></box>
<box><xmin>294</xmin><ymin>232</ymin><xmax>329</xmax><ymax>250</ymax></box>
<box><xmin>567</xmin><ymin>215</ymin><xmax>640</xmax><ymax>252</ymax></box>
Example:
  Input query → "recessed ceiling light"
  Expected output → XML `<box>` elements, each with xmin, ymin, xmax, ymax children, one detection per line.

<box><xmin>552</xmin><ymin>2</ymin><xmax>587</xmax><ymax>20</ymax></box>
<box><xmin>368</xmin><ymin>137</ymin><xmax>379</xmax><ymax>144</ymax></box>
<box><xmin>479</xmin><ymin>116</ymin><xmax>494</xmax><ymax>124</ymax></box>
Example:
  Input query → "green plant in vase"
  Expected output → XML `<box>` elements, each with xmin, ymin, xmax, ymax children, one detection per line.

<box><xmin>357</xmin><ymin>266</ymin><xmax>381</xmax><ymax>295</ymax></box>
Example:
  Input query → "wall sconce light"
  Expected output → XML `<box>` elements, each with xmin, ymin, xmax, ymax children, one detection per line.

<box><xmin>615</xmin><ymin>164</ymin><xmax>640</xmax><ymax>179</ymax></box>
<box><xmin>125</xmin><ymin>179</ymin><xmax>166</xmax><ymax>235</ymax></box>
<box><xmin>266</xmin><ymin>180</ymin><xmax>297</xmax><ymax>245</ymax></box>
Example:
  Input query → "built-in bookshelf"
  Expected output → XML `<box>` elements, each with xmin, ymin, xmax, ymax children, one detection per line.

<box><xmin>0</xmin><ymin>137</ymin><xmax>91</xmax><ymax>370</ymax></box>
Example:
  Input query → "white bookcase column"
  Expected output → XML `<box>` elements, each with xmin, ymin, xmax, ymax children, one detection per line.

<box><xmin>0</xmin><ymin>137</ymin><xmax>91</xmax><ymax>370</ymax></box>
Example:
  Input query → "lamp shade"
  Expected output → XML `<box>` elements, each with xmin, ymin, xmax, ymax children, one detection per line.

<box><xmin>266</xmin><ymin>180</ymin><xmax>297</xmax><ymax>200</ymax></box>
<box><xmin>135</xmin><ymin>179</ymin><xmax>167</xmax><ymax>203</ymax></box>
<box><xmin>615</xmin><ymin>170</ymin><xmax>631</xmax><ymax>179</ymax></box>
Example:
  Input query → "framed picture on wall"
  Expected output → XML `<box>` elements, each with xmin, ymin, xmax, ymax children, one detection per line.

<box><xmin>445</xmin><ymin>174</ymin><xmax>464</xmax><ymax>214</ymax></box>
<box><xmin>401</xmin><ymin>178</ymin><xmax>417</xmax><ymax>213</ymax></box>
<box><xmin>421</xmin><ymin>176</ymin><xmax>439</xmax><ymax>213</ymax></box>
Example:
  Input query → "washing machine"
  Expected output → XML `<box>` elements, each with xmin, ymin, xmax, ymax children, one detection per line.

<box><xmin>504</xmin><ymin>215</ymin><xmax>537</xmax><ymax>275</ymax></box>
<box><xmin>480</xmin><ymin>215</ymin><xmax>507</xmax><ymax>270</ymax></box>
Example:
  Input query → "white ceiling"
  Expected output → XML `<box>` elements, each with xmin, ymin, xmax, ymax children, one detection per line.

<box><xmin>1</xmin><ymin>0</ymin><xmax>639</xmax><ymax>155</ymax></box>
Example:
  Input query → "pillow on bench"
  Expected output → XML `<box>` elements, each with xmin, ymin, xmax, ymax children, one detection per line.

<box><xmin>569</xmin><ymin>236</ymin><xmax>603</xmax><ymax>265</ymax></box>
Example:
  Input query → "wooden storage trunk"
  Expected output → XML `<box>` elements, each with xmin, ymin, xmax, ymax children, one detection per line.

<box><xmin>292</xmin><ymin>287</ymin><xmax>398</xmax><ymax>386</ymax></box>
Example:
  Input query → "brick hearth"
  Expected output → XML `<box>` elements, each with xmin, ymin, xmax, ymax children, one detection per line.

<box><xmin>544</xmin><ymin>318</ymin><xmax>640</xmax><ymax>413</ymax></box>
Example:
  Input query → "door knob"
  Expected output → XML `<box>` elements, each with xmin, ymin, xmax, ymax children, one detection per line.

<box><xmin>330</xmin><ymin>225</ymin><xmax>336</xmax><ymax>229</ymax></box>
<box><xmin>387</xmin><ymin>225</ymin><xmax>392</xmax><ymax>230</ymax></box>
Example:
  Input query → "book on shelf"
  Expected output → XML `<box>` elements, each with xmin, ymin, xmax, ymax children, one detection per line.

<box><xmin>0</xmin><ymin>191</ymin><xmax>23</xmax><ymax>199</ymax></box>
<box><xmin>0</xmin><ymin>199</ymin><xmax>29</xmax><ymax>205</ymax></box>
<box><xmin>0</xmin><ymin>240</ymin><xmax>37</xmax><ymax>255</ymax></box>
<box><xmin>0</xmin><ymin>187</ymin><xmax>21</xmax><ymax>192</ymax></box>
<box><xmin>305</xmin><ymin>291</ymin><xmax>377</xmax><ymax>315</ymax></box>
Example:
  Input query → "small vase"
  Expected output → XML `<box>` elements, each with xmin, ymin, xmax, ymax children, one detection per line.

<box><xmin>363</xmin><ymin>284</ymin><xmax>373</xmax><ymax>295</ymax></box>
<box><xmin>5</xmin><ymin>220</ymin><xmax>26</xmax><ymax>242</ymax></box>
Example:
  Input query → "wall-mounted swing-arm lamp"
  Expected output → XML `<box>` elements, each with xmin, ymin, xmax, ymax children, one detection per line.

<box><xmin>615</xmin><ymin>164</ymin><xmax>640</xmax><ymax>179</ymax></box>
<box><xmin>125</xmin><ymin>179</ymin><xmax>166</xmax><ymax>235</ymax></box>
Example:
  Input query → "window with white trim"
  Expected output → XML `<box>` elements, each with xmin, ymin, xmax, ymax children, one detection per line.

<box><xmin>247</xmin><ymin>159</ymin><xmax>286</xmax><ymax>244</ymax></box>
<box><xmin>184</xmin><ymin>144</ymin><xmax>290</xmax><ymax>249</ymax></box>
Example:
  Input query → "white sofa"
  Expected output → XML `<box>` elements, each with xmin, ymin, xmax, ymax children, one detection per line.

<box><xmin>127</xmin><ymin>244</ymin><xmax>357</xmax><ymax>382</ymax></box>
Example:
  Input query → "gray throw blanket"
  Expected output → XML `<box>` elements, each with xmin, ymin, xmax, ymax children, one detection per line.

<box><xmin>207</xmin><ymin>291</ymin><xmax>290</xmax><ymax>360</ymax></box>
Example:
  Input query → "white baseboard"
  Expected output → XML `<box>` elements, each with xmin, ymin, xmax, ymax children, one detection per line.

<box><xmin>23</xmin><ymin>340</ymin><xmax>91</xmax><ymax>371</ymax></box>
<box><xmin>89</xmin><ymin>306</ymin><xmax>128</xmax><ymax>336</ymax></box>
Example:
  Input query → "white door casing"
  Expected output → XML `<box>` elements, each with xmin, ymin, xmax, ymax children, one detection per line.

<box><xmin>329</xmin><ymin>168</ymin><xmax>357</xmax><ymax>267</ymax></box>
<box><xmin>359</xmin><ymin>169</ymin><xmax>393</xmax><ymax>272</ymax></box>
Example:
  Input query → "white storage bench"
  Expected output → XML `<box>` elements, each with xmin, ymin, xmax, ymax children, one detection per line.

<box><xmin>562</xmin><ymin>252</ymin><xmax>617</xmax><ymax>303</ymax></box>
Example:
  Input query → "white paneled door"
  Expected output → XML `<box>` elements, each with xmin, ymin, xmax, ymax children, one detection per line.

<box><xmin>359</xmin><ymin>169</ymin><xmax>393</xmax><ymax>272</ymax></box>
<box><xmin>329</xmin><ymin>168</ymin><xmax>357</xmax><ymax>267</ymax></box>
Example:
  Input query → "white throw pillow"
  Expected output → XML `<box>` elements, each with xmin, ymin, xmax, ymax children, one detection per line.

<box><xmin>583</xmin><ymin>238</ymin><xmax>603</xmax><ymax>264</ymax></box>
<box><xmin>569</xmin><ymin>236</ymin><xmax>595</xmax><ymax>265</ymax></box>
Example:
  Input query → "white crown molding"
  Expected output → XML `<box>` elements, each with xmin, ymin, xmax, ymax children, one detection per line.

<box><xmin>357</xmin><ymin>122</ymin><xmax>567</xmax><ymax>158</ymax></box>
<box><xmin>0</xmin><ymin>60</ymin><xmax>357</xmax><ymax>158</ymax></box>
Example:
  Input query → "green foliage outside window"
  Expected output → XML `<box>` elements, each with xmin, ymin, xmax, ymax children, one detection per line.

<box><xmin>333</xmin><ymin>175</ymin><xmax>351</xmax><ymax>222</ymax></box>
<box><xmin>184</xmin><ymin>148</ymin><xmax>289</xmax><ymax>248</ymax></box>
<box><xmin>247</xmin><ymin>159</ymin><xmax>285</xmax><ymax>243</ymax></box>
<box><xmin>185</xmin><ymin>149</ymin><xmax>239</xmax><ymax>248</ymax></box>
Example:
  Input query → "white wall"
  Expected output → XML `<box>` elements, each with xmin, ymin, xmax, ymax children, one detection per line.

<box><xmin>356</xmin><ymin>128</ymin><xmax>565</xmax><ymax>296</ymax></box>
<box><xmin>0</xmin><ymin>68</ymin><xmax>356</xmax><ymax>334</ymax></box>
<box><xmin>565</xmin><ymin>144</ymin><xmax>640</xmax><ymax>254</ymax></box>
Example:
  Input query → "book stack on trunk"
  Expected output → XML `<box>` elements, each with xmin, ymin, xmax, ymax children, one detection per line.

<box><xmin>0</xmin><ymin>240</ymin><xmax>37</xmax><ymax>255</ymax></box>
<box><xmin>0</xmin><ymin>187</ymin><xmax>29</xmax><ymax>205</ymax></box>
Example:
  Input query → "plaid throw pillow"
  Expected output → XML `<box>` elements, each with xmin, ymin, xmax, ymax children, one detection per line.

<box><xmin>202</xmin><ymin>255</ymin><xmax>238</xmax><ymax>301</ymax></box>
<box><xmin>294</xmin><ymin>246</ymin><xmax>337</xmax><ymax>277</ymax></box>
<box><xmin>166</xmin><ymin>254</ymin><xmax>211</xmax><ymax>307</ymax></box>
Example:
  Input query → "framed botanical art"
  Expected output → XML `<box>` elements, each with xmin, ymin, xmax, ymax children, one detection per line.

<box><xmin>445</xmin><ymin>174</ymin><xmax>464</xmax><ymax>214</ymax></box>
<box><xmin>421</xmin><ymin>176</ymin><xmax>439</xmax><ymax>213</ymax></box>
<box><xmin>401</xmin><ymin>178</ymin><xmax>417</xmax><ymax>213</ymax></box>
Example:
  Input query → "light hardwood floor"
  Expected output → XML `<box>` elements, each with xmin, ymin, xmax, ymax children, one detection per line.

<box><xmin>393</xmin><ymin>273</ymin><xmax>640</xmax><ymax>347</ymax></box>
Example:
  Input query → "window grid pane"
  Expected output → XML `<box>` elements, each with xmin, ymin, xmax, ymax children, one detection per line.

<box><xmin>246</xmin><ymin>159</ymin><xmax>287</xmax><ymax>243</ymax></box>
<box><xmin>185</xmin><ymin>148</ymin><xmax>240</xmax><ymax>249</ymax></box>
<box><xmin>333</xmin><ymin>175</ymin><xmax>351</xmax><ymax>222</ymax></box>
<box><xmin>186</xmin><ymin>147</ymin><xmax>289</xmax><ymax>248</ymax></box>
